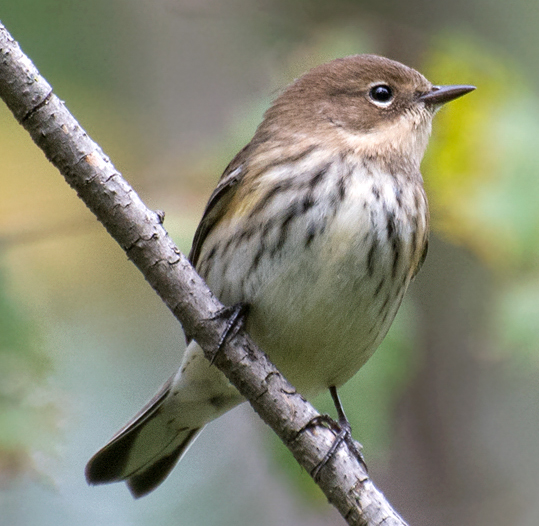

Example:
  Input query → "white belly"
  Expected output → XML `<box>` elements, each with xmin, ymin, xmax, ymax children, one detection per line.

<box><xmin>198</xmin><ymin>159</ymin><xmax>427</xmax><ymax>397</ymax></box>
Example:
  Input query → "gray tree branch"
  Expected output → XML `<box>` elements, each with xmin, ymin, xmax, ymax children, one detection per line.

<box><xmin>0</xmin><ymin>21</ymin><xmax>407</xmax><ymax>526</ymax></box>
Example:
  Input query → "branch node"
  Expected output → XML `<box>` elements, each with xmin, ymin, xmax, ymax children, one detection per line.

<box><xmin>155</xmin><ymin>209</ymin><xmax>165</xmax><ymax>224</ymax></box>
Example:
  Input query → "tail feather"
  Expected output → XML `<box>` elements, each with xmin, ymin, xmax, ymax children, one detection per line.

<box><xmin>85</xmin><ymin>374</ymin><xmax>202</xmax><ymax>496</ymax></box>
<box><xmin>126</xmin><ymin>428</ymin><xmax>200</xmax><ymax>498</ymax></box>
<box><xmin>87</xmin><ymin>342</ymin><xmax>243</xmax><ymax>496</ymax></box>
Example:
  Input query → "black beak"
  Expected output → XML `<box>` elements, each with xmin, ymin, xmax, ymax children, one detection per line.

<box><xmin>418</xmin><ymin>84</ymin><xmax>476</xmax><ymax>105</ymax></box>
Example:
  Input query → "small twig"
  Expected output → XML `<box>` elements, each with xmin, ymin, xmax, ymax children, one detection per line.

<box><xmin>0</xmin><ymin>21</ymin><xmax>407</xmax><ymax>526</ymax></box>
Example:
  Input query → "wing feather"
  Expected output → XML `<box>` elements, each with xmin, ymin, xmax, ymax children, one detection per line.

<box><xmin>188</xmin><ymin>145</ymin><xmax>250</xmax><ymax>268</ymax></box>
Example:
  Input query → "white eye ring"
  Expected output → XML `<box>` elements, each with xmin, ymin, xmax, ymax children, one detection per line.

<box><xmin>368</xmin><ymin>84</ymin><xmax>394</xmax><ymax>107</ymax></box>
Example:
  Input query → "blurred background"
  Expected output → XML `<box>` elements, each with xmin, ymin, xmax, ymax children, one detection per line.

<box><xmin>1</xmin><ymin>0</ymin><xmax>539</xmax><ymax>524</ymax></box>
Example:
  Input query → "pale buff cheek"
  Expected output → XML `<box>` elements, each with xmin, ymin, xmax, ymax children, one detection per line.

<box><xmin>339</xmin><ymin>110</ymin><xmax>433</xmax><ymax>164</ymax></box>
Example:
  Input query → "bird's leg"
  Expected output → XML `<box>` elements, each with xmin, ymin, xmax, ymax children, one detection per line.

<box><xmin>208</xmin><ymin>303</ymin><xmax>250</xmax><ymax>365</ymax></box>
<box><xmin>310</xmin><ymin>386</ymin><xmax>366</xmax><ymax>480</ymax></box>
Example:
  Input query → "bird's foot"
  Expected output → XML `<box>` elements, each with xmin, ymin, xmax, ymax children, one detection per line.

<box><xmin>208</xmin><ymin>303</ymin><xmax>249</xmax><ymax>365</ymax></box>
<box><xmin>307</xmin><ymin>414</ymin><xmax>366</xmax><ymax>481</ymax></box>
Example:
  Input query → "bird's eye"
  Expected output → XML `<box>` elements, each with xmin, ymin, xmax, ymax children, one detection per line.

<box><xmin>368</xmin><ymin>84</ymin><xmax>394</xmax><ymax>106</ymax></box>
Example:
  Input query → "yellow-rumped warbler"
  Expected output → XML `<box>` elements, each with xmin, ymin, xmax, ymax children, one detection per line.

<box><xmin>86</xmin><ymin>54</ymin><xmax>474</xmax><ymax>497</ymax></box>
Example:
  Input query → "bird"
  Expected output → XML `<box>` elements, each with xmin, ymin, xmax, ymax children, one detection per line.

<box><xmin>85</xmin><ymin>54</ymin><xmax>475</xmax><ymax>498</ymax></box>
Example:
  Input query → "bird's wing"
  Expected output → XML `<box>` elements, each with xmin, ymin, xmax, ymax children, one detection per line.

<box><xmin>188</xmin><ymin>145</ymin><xmax>249</xmax><ymax>268</ymax></box>
<box><xmin>412</xmin><ymin>239</ymin><xmax>428</xmax><ymax>280</ymax></box>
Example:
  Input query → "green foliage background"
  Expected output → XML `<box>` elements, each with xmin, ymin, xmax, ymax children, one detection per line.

<box><xmin>1</xmin><ymin>1</ymin><xmax>539</xmax><ymax>525</ymax></box>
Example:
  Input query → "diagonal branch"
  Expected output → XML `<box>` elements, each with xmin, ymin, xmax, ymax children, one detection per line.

<box><xmin>0</xmin><ymin>21</ymin><xmax>407</xmax><ymax>526</ymax></box>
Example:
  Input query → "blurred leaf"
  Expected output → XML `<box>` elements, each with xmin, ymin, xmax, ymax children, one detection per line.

<box><xmin>424</xmin><ymin>36</ymin><xmax>539</xmax><ymax>368</ymax></box>
<box><xmin>0</xmin><ymin>266</ymin><xmax>57</xmax><ymax>484</ymax></box>
<box><xmin>492</xmin><ymin>278</ymin><xmax>539</xmax><ymax>364</ymax></box>
<box><xmin>1</xmin><ymin>0</ymin><xmax>137</xmax><ymax>94</ymax></box>
<box><xmin>423</xmin><ymin>35</ymin><xmax>539</xmax><ymax>272</ymax></box>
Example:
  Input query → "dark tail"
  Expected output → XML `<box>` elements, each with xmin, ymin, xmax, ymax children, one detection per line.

<box><xmin>85</xmin><ymin>375</ymin><xmax>202</xmax><ymax>498</ymax></box>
